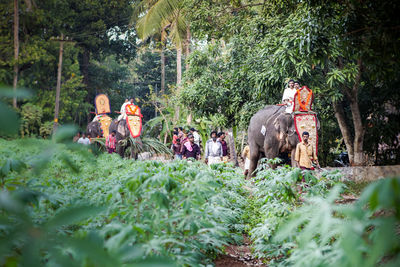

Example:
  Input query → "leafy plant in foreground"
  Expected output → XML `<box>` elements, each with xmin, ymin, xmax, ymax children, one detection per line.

<box><xmin>274</xmin><ymin>178</ymin><xmax>400</xmax><ymax>267</ymax></box>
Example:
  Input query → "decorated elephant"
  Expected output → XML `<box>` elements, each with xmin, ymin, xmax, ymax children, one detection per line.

<box><xmin>247</xmin><ymin>105</ymin><xmax>300</xmax><ymax>178</ymax></box>
<box><xmin>109</xmin><ymin>119</ymin><xmax>142</xmax><ymax>158</ymax></box>
<box><xmin>86</xmin><ymin>121</ymin><xmax>102</xmax><ymax>138</ymax></box>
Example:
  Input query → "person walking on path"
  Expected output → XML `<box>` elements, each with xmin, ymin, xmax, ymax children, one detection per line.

<box><xmin>73</xmin><ymin>132</ymin><xmax>81</xmax><ymax>142</ymax></box>
<box><xmin>181</xmin><ymin>134</ymin><xmax>200</xmax><ymax>161</ymax></box>
<box><xmin>242</xmin><ymin>144</ymin><xmax>251</xmax><ymax>177</ymax></box>
<box><xmin>205</xmin><ymin>131</ymin><xmax>223</xmax><ymax>165</ymax></box>
<box><xmin>172</xmin><ymin>138</ymin><xmax>183</xmax><ymax>160</ymax></box>
<box><xmin>77</xmin><ymin>132</ymin><xmax>91</xmax><ymax>146</ymax></box>
<box><xmin>106</xmin><ymin>130</ymin><xmax>117</xmax><ymax>153</ymax></box>
<box><xmin>218</xmin><ymin>132</ymin><xmax>229</xmax><ymax>163</ymax></box>
<box><xmin>295</xmin><ymin>131</ymin><xmax>320</xmax><ymax>170</ymax></box>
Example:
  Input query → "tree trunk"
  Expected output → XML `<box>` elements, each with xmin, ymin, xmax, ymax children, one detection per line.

<box><xmin>176</xmin><ymin>46</ymin><xmax>182</xmax><ymax>86</ymax></box>
<box><xmin>174</xmin><ymin>47</ymin><xmax>182</xmax><ymax>122</ymax></box>
<box><xmin>13</xmin><ymin>0</ymin><xmax>19</xmax><ymax>108</ymax></box>
<box><xmin>333</xmin><ymin>100</ymin><xmax>354</xmax><ymax>164</ymax></box>
<box><xmin>160</xmin><ymin>46</ymin><xmax>165</xmax><ymax>94</ymax></box>
<box><xmin>184</xmin><ymin>26</ymin><xmax>192</xmax><ymax>124</ymax></box>
<box><xmin>348</xmin><ymin>59</ymin><xmax>364</xmax><ymax>165</ymax></box>
<box><xmin>82</xmin><ymin>49</ymin><xmax>90</xmax><ymax>87</ymax></box>
<box><xmin>185</xmin><ymin>26</ymin><xmax>191</xmax><ymax>70</ymax></box>
<box><xmin>81</xmin><ymin>49</ymin><xmax>91</xmax><ymax>123</ymax></box>
<box><xmin>53</xmin><ymin>34</ymin><xmax>64</xmax><ymax>132</ymax></box>
<box><xmin>350</xmin><ymin>99</ymin><xmax>365</xmax><ymax>165</ymax></box>
<box><xmin>228</xmin><ymin>128</ymin><xmax>239</xmax><ymax>166</ymax></box>
<box><xmin>186</xmin><ymin>112</ymin><xmax>192</xmax><ymax>125</ymax></box>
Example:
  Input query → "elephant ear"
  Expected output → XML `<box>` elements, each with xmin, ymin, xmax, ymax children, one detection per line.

<box><xmin>273</xmin><ymin>116</ymin><xmax>286</xmax><ymax>141</ymax></box>
<box><xmin>273</xmin><ymin>117</ymin><xmax>280</xmax><ymax>130</ymax></box>
<box><xmin>117</xmin><ymin>121</ymin><xmax>126</xmax><ymax>137</ymax></box>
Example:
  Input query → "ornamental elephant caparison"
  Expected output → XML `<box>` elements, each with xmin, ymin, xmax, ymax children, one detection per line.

<box><xmin>247</xmin><ymin>105</ymin><xmax>300</xmax><ymax>178</ymax></box>
<box><xmin>109</xmin><ymin>119</ymin><xmax>142</xmax><ymax>158</ymax></box>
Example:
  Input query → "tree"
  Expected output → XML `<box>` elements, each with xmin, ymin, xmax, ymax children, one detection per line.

<box><xmin>134</xmin><ymin>0</ymin><xmax>188</xmax><ymax>121</ymax></box>
<box><xmin>12</xmin><ymin>0</ymin><xmax>19</xmax><ymax>108</ymax></box>
<box><xmin>181</xmin><ymin>0</ymin><xmax>400</xmax><ymax>166</ymax></box>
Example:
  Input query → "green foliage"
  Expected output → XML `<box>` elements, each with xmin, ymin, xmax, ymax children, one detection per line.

<box><xmin>0</xmin><ymin>136</ymin><xmax>248</xmax><ymax>266</ymax></box>
<box><xmin>274</xmin><ymin>177</ymin><xmax>400</xmax><ymax>267</ymax></box>
<box><xmin>39</xmin><ymin>121</ymin><xmax>53</xmax><ymax>138</ymax></box>
<box><xmin>180</xmin><ymin>0</ymin><xmax>400</xmax><ymax>165</ymax></box>
<box><xmin>19</xmin><ymin>103</ymin><xmax>43</xmax><ymax>137</ymax></box>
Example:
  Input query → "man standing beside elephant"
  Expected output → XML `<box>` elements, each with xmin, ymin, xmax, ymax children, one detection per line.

<box><xmin>295</xmin><ymin>131</ymin><xmax>320</xmax><ymax>170</ymax></box>
<box><xmin>282</xmin><ymin>79</ymin><xmax>297</xmax><ymax>113</ymax></box>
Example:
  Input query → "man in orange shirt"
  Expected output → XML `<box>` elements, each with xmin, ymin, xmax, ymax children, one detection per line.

<box><xmin>295</xmin><ymin>131</ymin><xmax>320</xmax><ymax>170</ymax></box>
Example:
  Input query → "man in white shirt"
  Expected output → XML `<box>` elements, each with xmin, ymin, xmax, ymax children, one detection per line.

<box><xmin>190</xmin><ymin>128</ymin><xmax>201</xmax><ymax>147</ymax></box>
<box><xmin>77</xmin><ymin>133</ymin><xmax>91</xmax><ymax>145</ymax></box>
<box><xmin>282</xmin><ymin>79</ymin><xmax>297</xmax><ymax>113</ymax></box>
<box><xmin>118</xmin><ymin>98</ymin><xmax>133</xmax><ymax>121</ymax></box>
<box><xmin>204</xmin><ymin>131</ymin><xmax>223</xmax><ymax>165</ymax></box>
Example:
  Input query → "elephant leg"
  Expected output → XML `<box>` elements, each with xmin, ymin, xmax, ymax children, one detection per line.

<box><xmin>248</xmin><ymin>147</ymin><xmax>260</xmax><ymax>179</ymax></box>
<box><xmin>264</xmin><ymin>139</ymin><xmax>279</xmax><ymax>169</ymax></box>
<box><xmin>117</xmin><ymin>144</ymin><xmax>124</xmax><ymax>158</ymax></box>
<box><xmin>131</xmin><ymin>138</ymin><xmax>142</xmax><ymax>160</ymax></box>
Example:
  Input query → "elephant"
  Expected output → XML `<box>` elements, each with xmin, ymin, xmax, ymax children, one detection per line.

<box><xmin>109</xmin><ymin>119</ymin><xmax>142</xmax><ymax>158</ymax></box>
<box><xmin>247</xmin><ymin>105</ymin><xmax>300</xmax><ymax>178</ymax></box>
<box><xmin>86</xmin><ymin>121</ymin><xmax>102</xmax><ymax>138</ymax></box>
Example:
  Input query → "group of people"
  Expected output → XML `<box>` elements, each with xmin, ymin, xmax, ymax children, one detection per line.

<box><xmin>282</xmin><ymin>79</ymin><xmax>301</xmax><ymax>113</ymax></box>
<box><xmin>171</xmin><ymin>127</ymin><xmax>230</xmax><ymax>165</ymax></box>
<box><xmin>73</xmin><ymin>130</ymin><xmax>117</xmax><ymax>154</ymax></box>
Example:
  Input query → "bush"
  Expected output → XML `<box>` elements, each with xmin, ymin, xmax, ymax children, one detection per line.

<box><xmin>39</xmin><ymin>121</ymin><xmax>53</xmax><ymax>138</ymax></box>
<box><xmin>20</xmin><ymin>103</ymin><xmax>43</xmax><ymax>137</ymax></box>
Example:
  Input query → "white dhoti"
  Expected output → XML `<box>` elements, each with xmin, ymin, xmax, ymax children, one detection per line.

<box><xmin>208</xmin><ymin>156</ymin><xmax>222</xmax><ymax>165</ymax></box>
<box><xmin>244</xmin><ymin>158</ymin><xmax>250</xmax><ymax>170</ymax></box>
<box><xmin>118</xmin><ymin>113</ymin><xmax>126</xmax><ymax>121</ymax></box>
<box><xmin>92</xmin><ymin>115</ymin><xmax>102</xmax><ymax>122</ymax></box>
<box><xmin>285</xmin><ymin>102</ymin><xmax>294</xmax><ymax>113</ymax></box>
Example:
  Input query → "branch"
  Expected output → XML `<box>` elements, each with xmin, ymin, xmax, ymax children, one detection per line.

<box><xmin>352</xmin><ymin>58</ymin><xmax>362</xmax><ymax>95</ymax></box>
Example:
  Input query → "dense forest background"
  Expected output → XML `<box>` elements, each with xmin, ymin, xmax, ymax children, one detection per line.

<box><xmin>1</xmin><ymin>0</ymin><xmax>399</xmax><ymax>166</ymax></box>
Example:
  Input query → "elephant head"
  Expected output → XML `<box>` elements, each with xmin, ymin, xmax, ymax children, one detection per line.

<box><xmin>86</xmin><ymin>121</ymin><xmax>102</xmax><ymax>138</ymax></box>
<box><xmin>272</xmin><ymin>113</ymin><xmax>299</xmax><ymax>153</ymax></box>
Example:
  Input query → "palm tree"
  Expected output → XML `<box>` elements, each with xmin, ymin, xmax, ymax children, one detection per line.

<box><xmin>133</xmin><ymin>0</ymin><xmax>188</xmax><ymax>121</ymax></box>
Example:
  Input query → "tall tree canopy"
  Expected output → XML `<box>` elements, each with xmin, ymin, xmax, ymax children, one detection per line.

<box><xmin>181</xmin><ymin>0</ymin><xmax>400</xmax><ymax>165</ymax></box>
<box><xmin>0</xmin><ymin>0</ymin><xmax>136</xmax><ymax>126</ymax></box>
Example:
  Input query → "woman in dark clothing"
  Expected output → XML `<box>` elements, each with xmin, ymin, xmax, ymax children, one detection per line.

<box><xmin>181</xmin><ymin>134</ymin><xmax>201</xmax><ymax>161</ymax></box>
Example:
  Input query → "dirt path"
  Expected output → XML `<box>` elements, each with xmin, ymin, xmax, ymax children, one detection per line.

<box><xmin>214</xmin><ymin>236</ymin><xmax>265</xmax><ymax>267</ymax></box>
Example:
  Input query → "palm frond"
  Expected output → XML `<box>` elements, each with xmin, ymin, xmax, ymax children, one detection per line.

<box><xmin>136</xmin><ymin>0</ymin><xmax>181</xmax><ymax>40</ymax></box>
<box><xmin>128</xmin><ymin>137</ymin><xmax>172</xmax><ymax>157</ymax></box>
